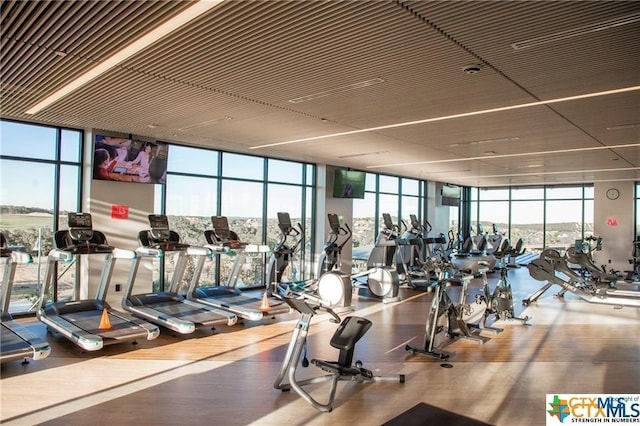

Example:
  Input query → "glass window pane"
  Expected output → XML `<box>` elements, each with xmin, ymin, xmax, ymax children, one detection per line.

<box><xmin>60</xmin><ymin>129</ymin><xmax>82</xmax><ymax>162</ymax></box>
<box><xmin>166</xmin><ymin>175</ymin><xmax>217</xmax><ymax>218</ymax></box>
<box><xmin>545</xmin><ymin>200</ymin><xmax>584</xmax><ymax>248</ymax></box>
<box><xmin>511</xmin><ymin>187</ymin><xmax>543</xmax><ymax>200</ymax></box>
<box><xmin>478</xmin><ymin>201</ymin><xmax>509</xmax><ymax>235</ymax></box>
<box><xmin>583</xmin><ymin>185</ymin><xmax>594</xmax><ymax>198</ymax></box>
<box><xmin>546</xmin><ymin>186</ymin><xmax>582</xmax><ymax>199</ymax></box>
<box><xmin>352</xmin><ymin>193</ymin><xmax>376</xmax><ymax>272</ymax></box>
<box><xmin>379</xmin><ymin>193</ymin><xmax>399</xmax><ymax>227</ymax></box>
<box><xmin>59</xmin><ymin>165</ymin><xmax>80</xmax><ymax>212</ymax></box>
<box><xmin>222</xmin><ymin>152</ymin><xmax>263</xmax><ymax>180</ymax></box>
<box><xmin>401</xmin><ymin>178</ymin><xmax>420</xmax><ymax>196</ymax></box>
<box><xmin>479</xmin><ymin>188</ymin><xmax>509</xmax><ymax>200</ymax></box>
<box><xmin>305</xmin><ymin>164</ymin><xmax>314</xmax><ymax>186</ymax></box>
<box><xmin>511</xmin><ymin>200</ymin><xmax>544</xmax><ymax>253</ymax></box>
<box><xmin>220</xmin><ymin>180</ymin><xmax>265</xmax><ymax>288</ymax></box>
<box><xmin>379</xmin><ymin>175</ymin><xmax>399</xmax><ymax>194</ymax></box>
<box><xmin>168</xmin><ymin>145</ymin><xmax>218</xmax><ymax>176</ymax></box>
<box><xmin>0</xmin><ymin>120</ymin><xmax>57</xmax><ymax>160</ymax></box>
<box><xmin>0</xmin><ymin>160</ymin><xmax>55</xmax><ymax>210</ymax></box>
<box><xmin>0</xmin><ymin>160</ymin><xmax>57</xmax><ymax>314</ymax></box>
<box><xmin>365</xmin><ymin>173</ymin><xmax>376</xmax><ymax>192</ymax></box>
<box><xmin>268</xmin><ymin>159</ymin><xmax>302</xmax><ymax>183</ymax></box>
<box><xmin>470</xmin><ymin>187</ymin><xmax>479</xmax><ymax>201</ymax></box>
<box><xmin>267</xmin><ymin>184</ymin><xmax>301</xmax><ymax>219</ymax></box>
<box><xmin>401</xmin><ymin>196</ymin><xmax>420</xmax><ymax>226</ymax></box>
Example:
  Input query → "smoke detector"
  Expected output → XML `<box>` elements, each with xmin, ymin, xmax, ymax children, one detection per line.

<box><xmin>463</xmin><ymin>64</ymin><xmax>483</xmax><ymax>74</ymax></box>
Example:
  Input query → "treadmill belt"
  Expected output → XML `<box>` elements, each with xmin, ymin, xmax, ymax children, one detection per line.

<box><xmin>197</xmin><ymin>290</ymin><xmax>291</xmax><ymax>315</ymax></box>
<box><xmin>61</xmin><ymin>310</ymin><xmax>149</xmax><ymax>340</ymax></box>
<box><xmin>1</xmin><ymin>325</ymin><xmax>32</xmax><ymax>359</ymax></box>
<box><xmin>146</xmin><ymin>301</ymin><xmax>227</xmax><ymax>325</ymax></box>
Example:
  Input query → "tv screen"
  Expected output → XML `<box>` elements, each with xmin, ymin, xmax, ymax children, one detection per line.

<box><xmin>441</xmin><ymin>185</ymin><xmax>461</xmax><ymax>207</ymax></box>
<box><xmin>93</xmin><ymin>135</ymin><xmax>168</xmax><ymax>184</ymax></box>
<box><xmin>332</xmin><ymin>169</ymin><xmax>366</xmax><ymax>199</ymax></box>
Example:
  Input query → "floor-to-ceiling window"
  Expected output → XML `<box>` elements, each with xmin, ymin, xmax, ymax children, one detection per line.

<box><xmin>351</xmin><ymin>172</ymin><xmax>427</xmax><ymax>271</ymax></box>
<box><xmin>162</xmin><ymin>146</ymin><xmax>315</xmax><ymax>289</ymax></box>
<box><xmin>635</xmin><ymin>182</ymin><xmax>640</xmax><ymax>238</ymax></box>
<box><xmin>470</xmin><ymin>184</ymin><xmax>594</xmax><ymax>254</ymax></box>
<box><xmin>0</xmin><ymin>119</ymin><xmax>83</xmax><ymax>314</ymax></box>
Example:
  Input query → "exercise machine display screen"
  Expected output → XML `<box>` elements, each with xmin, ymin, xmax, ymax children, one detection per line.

<box><xmin>148</xmin><ymin>215</ymin><xmax>169</xmax><ymax>230</ymax></box>
<box><xmin>68</xmin><ymin>212</ymin><xmax>92</xmax><ymax>229</ymax></box>
<box><xmin>211</xmin><ymin>216</ymin><xmax>231</xmax><ymax>239</ymax></box>
<box><xmin>277</xmin><ymin>212</ymin><xmax>293</xmax><ymax>234</ymax></box>
<box><xmin>327</xmin><ymin>214</ymin><xmax>341</xmax><ymax>234</ymax></box>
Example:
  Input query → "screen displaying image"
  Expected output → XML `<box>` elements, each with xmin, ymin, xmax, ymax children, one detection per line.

<box><xmin>441</xmin><ymin>185</ymin><xmax>461</xmax><ymax>206</ymax></box>
<box><xmin>332</xmin><ymin>169</ymin><xmax>366</xmax><ymax>199</ymax></box>
<box><xmin>93</xmin><ymin>135</ymin><xmax>169</xmax><ymax>184</ymax></box>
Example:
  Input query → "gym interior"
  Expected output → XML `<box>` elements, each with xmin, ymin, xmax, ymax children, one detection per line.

<box><xmin>1</xmin><ymin>2</ymin><xmax>639</xmax><ymax>425</ymax></box>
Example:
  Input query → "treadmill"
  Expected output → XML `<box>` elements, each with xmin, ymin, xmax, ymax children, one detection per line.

<box><xmin>122</xmin><ymin>214</ymin><xmax>237</xmax><ymax>334</ymax></box>
<box><xmin>1</xmin><ymin>233</ymin><xmax>51</xmax><ymax>364</ymax></box>
<box><xmin>187</xmin><ymin>216</ymin><xmax>290</xmax><ymax>321</ymax></box>
<box><xmin>37</xmin><ymin>213</ymin><xmax>160</xmax><ymax>351</ymax></box>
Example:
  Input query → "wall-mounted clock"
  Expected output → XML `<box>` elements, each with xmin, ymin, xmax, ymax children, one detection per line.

<box><xmin>606</xmin><ymin>188</ymin><xmax>620</xmax><ymax>200</ymax></box>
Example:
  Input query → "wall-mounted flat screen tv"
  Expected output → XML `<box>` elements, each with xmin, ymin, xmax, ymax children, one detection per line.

<box><xmin>93</xmin><ymin>135</ymin><xmax>168</xmax><ymax>184</ymax></box>
<box><xmin>441</xmin><ymin>184</ymin><xmax>461</xmax><ymax>207</ymax></box>
<box><xmin>332</xmin><ymin>169</ymin><xmax>366</xmax><ymax>199</ymax></box>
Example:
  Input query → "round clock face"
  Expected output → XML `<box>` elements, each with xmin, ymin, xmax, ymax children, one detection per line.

<box><xmin>606</xmin><ymin>188</ymin><xmax>620</xmax><ymax>200</ymax></box>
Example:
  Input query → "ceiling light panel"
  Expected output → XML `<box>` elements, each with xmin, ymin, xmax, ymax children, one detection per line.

<box><xmin>511</xmin><ymin>12</ymin><xmax>640</xmax><ymax>50</ymax></box>
<box><xmin>1</xmin><ymin>1</ymin><xmax>197</xmax><ymax>116</ymax></box>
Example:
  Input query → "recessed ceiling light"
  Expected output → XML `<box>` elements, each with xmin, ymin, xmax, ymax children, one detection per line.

<box><xmin>606</xmin><ymin>123</ymin><xmax>640</xmax><ymax>131</ymax></box>
<box><xmin>338</xmin><ymin>150</ymin><xmax>389</xmax><ymax>159</ymax></box>
<box><xmin>178</xmin><ymin>116</ymin><xmax>232</xmax><ymax>131</ymax></box>
<box><xmin>446</xmin><ymin>136</ymin><xmax>519</xmax><ymax>148</ymax></box>
<box><xmin>511</xmin><ymin>12</ymin><xmax>640</xmax><ymax>50</ymax></box>
<box><xmin>288</xmin><ymin>78</ymin><xmax>385</xmax><ymax>104</ymax></box>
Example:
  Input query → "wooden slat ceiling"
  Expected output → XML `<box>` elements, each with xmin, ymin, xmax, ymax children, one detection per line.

<box><xmin>1</xmin><ymin>0</ymin><xmax>638</xmax><ymax>187</ymax></box>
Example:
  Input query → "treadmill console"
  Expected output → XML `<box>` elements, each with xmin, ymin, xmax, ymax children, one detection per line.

<box><xmin>210</xmin><ymin>216</ymin><xmax>245</xmax><ymax>249</ymax></box>
<box><xmin>68</xmin><ymin>212</ymin><xmax>94</xmax><ymax>242</ymax></box>
<box><xmin>327</xmin><ymin>214</ymin><xmax>342</xmax><ymax>234</ymax></box>
<box><xmin>211</xmin><ymin>216</ymin><xmax>231</xmax><ymax>240</ymax></box>
<box><xmin>148</xmin><ymin>215</ymin><xmax>171</xmax><ymax>241</ymax></box>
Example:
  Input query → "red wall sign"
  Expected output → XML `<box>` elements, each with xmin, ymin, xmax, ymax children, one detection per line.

<box><xmin>111</xmin><ymin>204</ymin><xmax>129</xmax><ymax>219</ymax></box>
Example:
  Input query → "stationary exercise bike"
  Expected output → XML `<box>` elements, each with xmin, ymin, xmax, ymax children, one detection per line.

<box><xmin>406</xmin><ymin>260</ymin><xmax>490</xmax><ymax>360</ymax></box>
<box><xmin>274</xmin><ymin>295</ymin><xmax>405</xmax><ymax>412</ymax></box>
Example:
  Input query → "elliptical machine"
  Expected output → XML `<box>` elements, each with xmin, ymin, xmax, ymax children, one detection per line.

<box><xmin>352</xmin><ymin>213</ymin><xmax>401</xmax><ymax>303</ymax></box>
<box><xmin>267</xmin><ymin>212</ymin><xmax>352</xmax><ymax>309</ymax></box>
<box><xmin>274</xmin><ymin>295</ymin><xmax>405</xmax><ymax>412</ymax></box>
<box><xmin>316</xmin><ymin>213</ymin><xmax>352</xmax><ymax>279</ymax></box>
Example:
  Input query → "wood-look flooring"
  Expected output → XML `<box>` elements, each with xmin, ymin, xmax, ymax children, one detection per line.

<box><xmin>1</xmin><ymin>267</ymin><xmax>639</xmax><ymax>425</ymax></box>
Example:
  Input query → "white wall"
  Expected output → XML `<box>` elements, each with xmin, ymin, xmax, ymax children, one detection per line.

<box><xmin>593</xmin><ymin>181</ymin><xmax>636</xmax><ymax>273</ymax></box>
<box><xmin>83</xmin><ymin>130</ymin><xmax>156</xmax><ymax>309</ymax></box>
<box><xmin>321</xmin><ymin>165</ymin><xmax>354</xmax><ymax>274</ymax></box>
